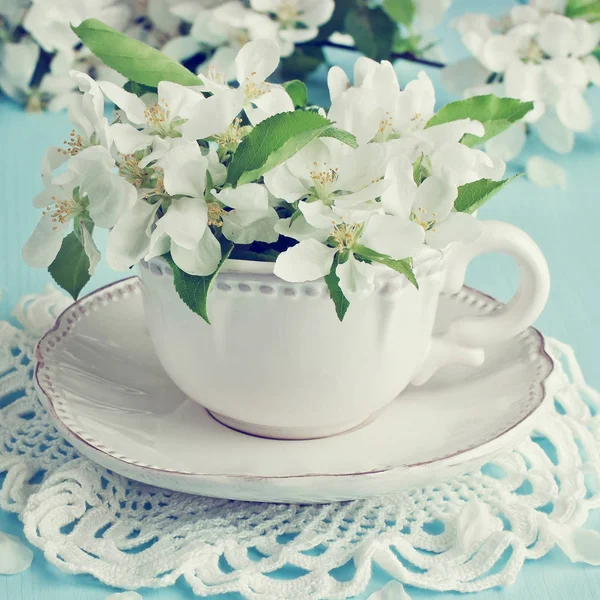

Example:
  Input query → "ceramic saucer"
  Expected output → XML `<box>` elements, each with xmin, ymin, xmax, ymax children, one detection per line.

<box><xmin>34</xmin><ymin>278</ymin><xmax>554</xmax><ymax>504</ymax></box>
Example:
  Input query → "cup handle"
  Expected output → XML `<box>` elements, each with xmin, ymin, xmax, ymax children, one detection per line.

<box><xmin>411</xmin><ymin>220</ymin><xmax>550</xmax><ymax>386</ymax></box>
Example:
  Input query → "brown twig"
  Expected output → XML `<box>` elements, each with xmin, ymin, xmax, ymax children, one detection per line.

<box><xmin>299</xmin><ymin>40</ymin><xmax>446</xmax><ymax>69</ymax></box>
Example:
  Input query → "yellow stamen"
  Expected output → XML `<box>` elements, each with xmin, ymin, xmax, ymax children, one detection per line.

<box><xmin>207</xmin><ymin>202</ymin><xmax>227</xmax><ymax>227</ymax></box>
<box><xmin>60</xmin><ymin>129</ymin><xmax>85</xmax><ymax>157</ymax></box>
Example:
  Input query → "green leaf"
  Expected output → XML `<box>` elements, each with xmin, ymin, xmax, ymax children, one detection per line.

<box><xmin>454</xmin><ymin>176</ymin><xmax>518</xmax><ymax>214</ymax></box>
<box><xmin>166</xmin><ymin>239</ymin><xmax>234</xmax><ymax>324</ymax></box>
<box><xmin>324</xmin><ymin>254</ymin><xmax>350</xmax><ymax>321</ymax></box>
<box><xmin>344</xmin><ymin>6</ymin><xmax>396</xmax><ymax>61</ymax></box>
<box><xmin>48</xmin><ymin>231</ymin><xmax>91</xmax><ymax>300</ymax></box>
<box><xmin>426</xmin><ymin>95</ymin><xmax>534</xmax><ymax>147</ymax></box>
<box><xmin>280</xmin><ymin>46</ymin><xmax>325</xmax><ymax>79</ymax></box>
<box><xmin>413</xmin><ymin>154</ymin><xmax>426</xmax><ymax>184</ymax></box>
<box><xmin>72</xmin><ymin>19</ymin><xmax>200</xmax><ymax>87</ymax></box>
<box><xmin>283</xmin><ymin>80</ymin><xmax>308</xmax><ymax>108</ymax></box>
<box><xmin>566</xmin><ymin>0</ymin><xmax>600</xmax><ymax>20</ymax></box>
<box><xmin>354</xmin><ymin>245</ymin><xmax>418</xmax><ymax>288</ymax></box>
<box><xmin>320</xmin><ymin>127</ymin><xmax>358</xmax><ymax>148</ymax></box>
<box><xmin>383</xmin><ymin>0</ymin><xmax>415</xmax><ymax>27</ymax></box>
<box><xmin>123</xmin><ymin>80</ymin><xmax>157</xmax><ymax>96</ymax></box>
<box><xmin>226</xmin><ymin>111</ymin><xmax>333</xmax><ymax>187</ymax></box>
<box><xmin>228</xmin><ymin>248</ymin><xmax>279</xmax><ymax>262</ymax></box>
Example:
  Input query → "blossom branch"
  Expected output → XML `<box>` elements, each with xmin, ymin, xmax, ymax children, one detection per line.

<box><xmin>298</xmin><ymin>40</ymin><xmax>447</xmax><ymax>69</ymax></box>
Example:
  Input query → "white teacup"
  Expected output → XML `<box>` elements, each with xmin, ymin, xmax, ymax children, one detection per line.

<box><xmin>139</xmin><ymin>220</ymin><xmax>550</xmax><ymax>440</ymax></box>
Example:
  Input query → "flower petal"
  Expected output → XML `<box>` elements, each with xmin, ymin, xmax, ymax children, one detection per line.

<box><xmin>171</xmin><ymin>228</ymin><xmax>222</xmax><ymax>276</ymax></box>
<box><xmin>337</xmin><ymin>253</ymin><xmax>376</xmax><ymax>299</ymax></box>
<box><xmin>327</xmin><ymin>65</ymin><xmax>351</xmax><ymax>101</ymax></box>
<box><xmin>301</xmin><ymin>0</ymin><xmax>335</xmax><ymax>27</ymax></box>
<box><xmin>145</xmin><ymin>230</ymin><xmax>171</xmax><ymax>263</ymax></box>
<box><xmin>161</xmin><ymin>35</ymin><xmax>200</xmax><ymax>61</ymax></box>
<box><xmin>245</xmin><ymin>86</ymin><xmax>294</xmax><ymax>125</ymax></box>
<box><xmin>550</xmin><ymin>522</ymin><xmax>600</xmax><ymax>566</ymax></box>
<box><xmin>139</xmin><ymin>137</ymin><xmax>184</xmax><ymax>169</ymax></box>
<box><xmin>334</xmin><ymin>179</ymin><xmax>390</xmax><ymax>208</ymax></box>
<box><xmin>441</xmin><ymin>58</ymin><xmax>490</xmax><ymax>96</ymax></box>
<box><xmin>361</xmin><ymin>215</ymin><xmax>425</xmax><ymax>260</ymax></box>
<box><xmin>414</xmin><ymin>172</ymin><xmax>457</xmax><ymax>218</ymax></box>
<box><xmin>418</xmin><ymin>119</ymin><xmax>484</xmax><ymax>147</ymax></box>
<box><xmin>583</xmin><ymin>55</ymin><xmax>600</xmax><ymax>86</ymax></box>
<box><xmin>235</xmin><ymin>39</ymin><xmax>280</xmax><ymax>84</ymax></box>
<box><xmin>426</xmin><ymin>212</ymin><xmax>482</xmax><ymax>249</ymax></box>
<box><xmin>0</xmin><ymin>532</ymin><xmax>34</xmax><ymax>575</ymax></box>
<box><xmin>510</xmin><ymin>5</ymin><xmax>541</xmax><ymax>25</ymax></box>
<box><xmin>535</xmin><ymin>111</ymin><xmax>574</xmax><ymax>153</ymax></box>
<box><xmin>274</xmin><ymin>239</ymin><xmax>336</xmax><ymax>282</ymax></box>
<box><xmin>106</xmin><ymin>200</ymin><xmax>160</xmax><ymax>270</ymax></box>
<box><xmin>98</xmin><ymin>80</ymin><xmax>147</xmax><ymax>124</ymax></box>
<box><xmin>22</xmin><ymin>216</ymin><xmax>69</xmax><ymax>268</ymax></box>
<box><xmin>274</xmin><ymin>214</ymin><xmax>329</xmax><ymax>242</ymax></box>
<box><xmin>485</xmin><ymin>123</ymin><xmax>527</xmax><ymax>162</ymax></box>
<box><xmin>79</xmin><ymin>223</ymin><xmax>101</xmax><ymax>275</ymax></box>
<box><xmin>481</xmin><ymin>34</ymin><xmax>520</xmax><ymax>72</ymax></box>
<box><xmin>86</xmin><ymin>171</ymin><xmax>137</xmax><ymax>229</ymax></box>
<box><xmin>40</xmin><ymin>148</ymin><xmax>69</xmax><ymax>185</ymax></box>
<box><xmin>263</xmin><ymin>164</ymin><xmax>308</xmax><ymax>203</ymax></box>
<box><xmin>556</xmin><ymin>89</ymin><xmax>592</xmax><ymax>132</ymax></box>
<box><xmin>222</xmin><ymin>207</ymin><xmax>279</xmax><ymax>244</ymax></box>
<box><xmin>366</xmin><ymin>580</ymin><xmax>412</xmax><ymax>600</ymax></box>
<box><xmin>327</xmin><ymin>88</ymin><xmax>380</xmax><ymax>146</ymax></box>
<box><xmin>105</xmin><ymin>592</ymin><xmax>143</xmax><ymax>600</ymax></box>
<box><xmin>157</xmin><ymin>197</ymin><xmax>208</xmax><ymax>250</ymax></box>
<box><xmin>158</xmin><ymin>80</ymin><xmax>204</xmax><ymax>121</ymax></box>
<box><xmin>216</xmin><ymin>183</ymin><xmax>268</xmax><ymax>212</ymax></box>
<box><xmin>299</xmin><ymin>200</ymin><xmax>336</xmax><ymax>229</ymax></box>
<box><xmin>538</xmin><ymin>14</ymin><xmax>577</xmax><ymax>58</ymax></box>
<box><xmin>526</xmin><ymin>155</ymin><xmax>567</xmax><ymax>190</ymax></box>
<box><xmin>160</xmin><ymin>141</ymin><xmax>207</xmax><ymax>198</ymax></box>
<box><xmin>181</xmin><ymin>88</ymin><xmax>244</xmax><ymax>140</ymax></box>
<box><xmin>381</xmin><ymin>156</ymin><xmax>417</xmax><ymax>218</ymax></box>
<box><xmin>573</xmin><ymin>19</ymin><xmax>600</xmax><ymax>57</ymax></box>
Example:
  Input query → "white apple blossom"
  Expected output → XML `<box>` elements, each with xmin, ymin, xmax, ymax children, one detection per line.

<box><xmin>273</xmin><ymin>207</ymin><xmax>424</xmax><ymax>300</ymax></box>
<box><xmin>382</xmin><ymin>157</ymin><xmax>481</xmax><ymax>249</ymax></box>
<box><xmin>199</xmin><ymin>39</ymin><xmax>294</xmax><ymax>125</ymax></box>
<box><xmin>163</xmin><ymin>1</ymin><xmax>280</xmax><ymax>79</ymax></box>
<box><xmin>250</xmin><ymin>0</ymin><xmax>335</xmax><ymax>56</ymax></box>
<box><xmin>264</xmin><ymin>137</ymin><xmax>389</xmax><ymax>210</ymax></box>
<box><xmin>327</xmin><ymin>59</ymin><xmax>505</xmax><ymax>185</ymax></box>
<box><xmin>23</xmin><ymin>145</ymin><xmax>136</xmax><ymax>273</ymax></box>
<box><xmin>446</xmin><ymin>0</ymin><xmax>600</xmax><ymax>180</ymax></box>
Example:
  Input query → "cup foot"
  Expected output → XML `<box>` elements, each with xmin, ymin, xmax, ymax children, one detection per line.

<box><xmin>207</xmin><ymin>410</ymin><xmax>372</xmax><ymax>440</ymax></box>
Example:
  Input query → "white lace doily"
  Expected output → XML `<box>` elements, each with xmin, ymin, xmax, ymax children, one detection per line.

<box><xmin>2</xmin><ymin>285</ymin><xmax>600</xmax><ymax>600</ymax></box>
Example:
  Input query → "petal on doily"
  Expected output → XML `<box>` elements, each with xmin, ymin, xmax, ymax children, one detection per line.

<box><xmin>105</xmin><ymin>592</ymin><xmax>143</xmax><ymax>600</ymax></box>
<box><xmin>11</xmin><ymin>285</ymin><xmax>72</xmax><ymax>337</ymax></box>
<box><xmin>550</xmin><ymin>523</ymin><xmax>600</xmax><ymax>566</ymax></box>
<box><xmin>0</xmin><ymin>531</ymin><xmax>34</xmax><ymax>574</ymax></box>
<box><xmin>455</xmin><ymin>502</ymin><xmax>501</xmax><ymax>556</ymax></box>
<box><xmin>526</xmin><ymin>156</ymin><xmax>567</xmax><ymax>190</ymax></box>
<box><xmin>367</xmin><ymin>580</ymin><xmax>412</xmax><ymax>599</ymax></box>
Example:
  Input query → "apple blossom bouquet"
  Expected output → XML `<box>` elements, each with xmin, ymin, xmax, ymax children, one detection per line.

<box><xmin>443</xmin><ymin>0</ymin><xmax>600</xmax><ymax>188</ymax></box>
<box><xmin>23</xmin><ymin>19</ymin><xmax>534</xmax><ymax>322</ymax></box>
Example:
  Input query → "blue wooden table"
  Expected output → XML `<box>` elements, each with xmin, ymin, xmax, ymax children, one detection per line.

<box><xmin>2</xmin><ymin>0</ymin><xmax>600</xmax><ymax>598</ymax></box>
